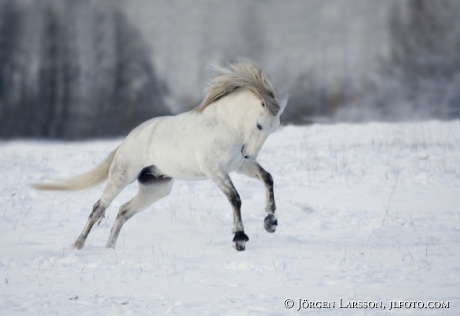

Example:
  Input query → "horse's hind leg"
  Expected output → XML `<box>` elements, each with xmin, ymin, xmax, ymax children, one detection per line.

<box><xmin>73</xmin><ymin>200</ymin><xmax>105</xmax><ymax>249</ymax></box>
<box><xmin>73</xmin><ymin>164</ymin><xmax>138</xmax><ymax>249</ymax></box>
<box><xmin>73</xmin><ymin>180</ymin><xmax>126</xmax><ymax>249</ymax></box>
<box><xmin>105</xmin><ymin>177</ymin><xmax>174</xmax><ymax>249</ymax></box>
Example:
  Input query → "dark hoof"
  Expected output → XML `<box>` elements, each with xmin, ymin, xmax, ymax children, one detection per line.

<box><xmin>264</xmin><ymin>214</ymin><xmax>278</xmax><ymax>233</ymax></box>
<box><xmin>233</xmin><ymin>231</ymin><xmax>249</xmax><ymax>251</ymax></box>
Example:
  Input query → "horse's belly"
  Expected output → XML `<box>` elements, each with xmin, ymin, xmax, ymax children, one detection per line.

<box><xmin>157</xmin><ymin>165</ymin><xmax>207</xmax><ymax>181</ymax></box>
<box><xmin>160</xmin><ymin>163</ymin><xmax>207</xmax><ymax>181</ymax></box>
<box><xmin>149</xmin><ymin>149</ymin><xmax>207</xmax><ymax>181</ymax></box>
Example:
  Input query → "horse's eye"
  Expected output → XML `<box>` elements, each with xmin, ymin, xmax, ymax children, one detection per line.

<box><xmin>257</xmin><ymin>123</ymin><xmax>263</xmax><ymax>130</ymax></box>
<box><xmin>261</xmin><ymin>101</ymin><xmax>265</xmax><ymax>107</ymax></box>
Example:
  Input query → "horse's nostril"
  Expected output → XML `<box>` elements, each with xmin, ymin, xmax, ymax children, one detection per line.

<box><xmin>241</xmin><ymin>145</ymin><xmax>248</xmax><ymax>159</ymax></box>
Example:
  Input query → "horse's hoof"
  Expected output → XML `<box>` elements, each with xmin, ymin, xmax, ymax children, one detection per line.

<box><xmin>233</xmin><ymin>231</ymin><xmax>249</xmax><ymax>251</ymax></box>
<box><xmin>233</xmin><ymin>241</ymin><xmax>246</xmax><ymax>251</ymax></box>
<box><xmin>73</xmin><ymin>240</ymin><xmax>84</xmax><ymax>250</ymax></box>
<box><xmin>105</xmin><ymin>242</ymin><xmax>115</xmax><ymax>249</ymax></box>
<box><xmin>264</xmin><ymin>214</ymin><xmax>277</xmax><ymax>233</ymax></box>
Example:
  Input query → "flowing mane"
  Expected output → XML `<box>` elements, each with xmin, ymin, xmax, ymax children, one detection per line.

<box><xmin>195</xmin><ymin>61</ymin><xmax>280</xmax><ymax>115</ymax></box>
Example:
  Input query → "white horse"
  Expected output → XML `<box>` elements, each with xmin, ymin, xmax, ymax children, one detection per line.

<box><xmin>32</xmin><ymin>61</ymin><xmax>287</xmax><ymax>251</ymax></box>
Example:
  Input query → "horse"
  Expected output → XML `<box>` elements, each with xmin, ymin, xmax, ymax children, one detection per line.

<box><xmin>32</xmin><ymin>61</ymin><xmax>287</xmax><ymax>251</ymax></box>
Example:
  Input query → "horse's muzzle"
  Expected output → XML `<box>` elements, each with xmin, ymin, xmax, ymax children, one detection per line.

<box><xmin>241</xmin><ymin>145</ymin><xmax>257</xmax><ymax>160</ymax></box>
<box><xmin>241</xmin><ymin>145</ymin><xmax>250</xmax><ymax>159</ymax></box>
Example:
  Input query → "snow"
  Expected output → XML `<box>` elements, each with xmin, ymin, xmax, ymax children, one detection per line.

<box><xmin>1</xmin><ymin>121</ymin><xmax>459</xmax><ymax>315</ymax></box>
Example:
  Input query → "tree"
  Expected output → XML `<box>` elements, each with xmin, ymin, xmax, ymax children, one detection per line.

<box><xmin>0</xmin><ymin>0</ymin><xmax>169</xmax><ymax>139</ymax></box>
<box><xmin>0</xmin><ymin>0</ymin><xmax>23</xmax><ymax>136</ymax></box>
<box><xmin>386</xmin><ymin>0</ymin><xmax>460</xmax><ymax>119</ymax></box>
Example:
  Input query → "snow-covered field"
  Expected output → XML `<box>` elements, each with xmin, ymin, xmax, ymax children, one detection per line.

<box><xmin>1</xmin><ymin>121</ymin><xmax>459</xmax><ymax>315</ymax></box>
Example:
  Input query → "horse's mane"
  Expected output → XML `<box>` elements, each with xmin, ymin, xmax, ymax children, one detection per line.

<box><xmin>194</xmin><ymin>61</ymin><xmax>280</xmax><ymax>115</ymax></box>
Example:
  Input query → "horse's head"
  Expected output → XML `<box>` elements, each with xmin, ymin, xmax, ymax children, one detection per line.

<box><xmin>240</xmin><ymin>94</ymin><xmax>287</xmax><ymax>160</ymax></box>
<box><xmin>195</xmin><ymin>60</ymin><xmax>287</xmax><ymax>160</ymax></box>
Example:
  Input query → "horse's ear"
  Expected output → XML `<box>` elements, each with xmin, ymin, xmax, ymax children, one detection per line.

<box><xmin>278</xmin><ymin>96</ymin><xmax>288</xmax><ymax>115</ymax></box>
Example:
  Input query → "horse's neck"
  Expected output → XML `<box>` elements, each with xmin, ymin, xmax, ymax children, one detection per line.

<box><xmin>202</xmin><ymin>89</ymin><xmax>251</xmax><ymax>131</ymax></box>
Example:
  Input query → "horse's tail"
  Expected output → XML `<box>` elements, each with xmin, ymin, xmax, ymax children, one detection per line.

<box><xmin>31</xmin><ymin>148</ymin><xmax>118</xmax><ymax>191</ymax></box>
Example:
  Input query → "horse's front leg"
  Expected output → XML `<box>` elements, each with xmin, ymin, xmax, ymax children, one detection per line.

<box><xmin>237</xmin><ymin>160</ymin><xmax>278</xmax><ymax>233</ymax></box>
<box><xmin>209</xmin><ymin>170</ymin><xmax>249</xmax><ymax>251</ymax></box>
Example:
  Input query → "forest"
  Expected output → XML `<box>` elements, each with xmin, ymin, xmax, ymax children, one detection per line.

<box><xmin>0</xmin><ymin>0</ymin><xmax>459</xmax><ymax>139</ymax></box>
